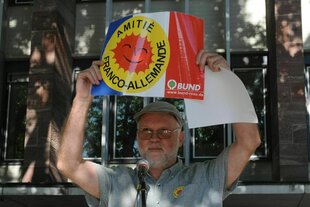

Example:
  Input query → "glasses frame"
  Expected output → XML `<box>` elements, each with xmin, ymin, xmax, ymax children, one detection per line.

<box><xmin>137</xmin><ymin>127</ymin><xmax>181</xmax><ymax>140</ymax></box>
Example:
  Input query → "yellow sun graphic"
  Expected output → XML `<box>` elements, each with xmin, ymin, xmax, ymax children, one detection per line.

<box><xmin>112</xmin><ymin>33</ymin><xmax>154</xmax><ymax>73</ymax></box>
<box><xmin>100</xmin><ymin>15</ymin><xmax>170</xmax><ymax>93</ymax></box>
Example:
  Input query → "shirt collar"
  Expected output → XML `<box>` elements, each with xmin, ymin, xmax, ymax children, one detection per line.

<box><xmin>161</xmin><ymin>157</ymin><xmax>183</xmax><ymax>178</ymax></box>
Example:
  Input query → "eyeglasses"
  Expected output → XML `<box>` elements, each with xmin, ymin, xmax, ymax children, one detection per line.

<box><xmin>137</xmin><ymin>128</ymin><xmax>181</xmax><ymax>140</ymax></box>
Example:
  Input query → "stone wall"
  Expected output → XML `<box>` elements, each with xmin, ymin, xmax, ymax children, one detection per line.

<box><xmin>274</xmin><ymin>0</ymin><xmax>308</xmax><ymax>181</ymax></box>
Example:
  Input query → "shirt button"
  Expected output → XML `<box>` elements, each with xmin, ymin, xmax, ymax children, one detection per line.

<box><xmin>157</xmin><ymin>201</ymin><xmax>160</xmax><ymax>204</ymax></box>
<box><xmin>157</xmin><ymin>183</ymin><xmax>161</xmax><ymax>187</ymax></box>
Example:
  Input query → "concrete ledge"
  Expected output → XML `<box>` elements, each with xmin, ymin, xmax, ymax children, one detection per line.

<box><xmin>1</xmin><ymin>183</ymin><xmax>310</xmax><ymax>195</ymax></box>
<box><xmin>234</xmin><ymin>183</ymin><xmax>310</xmax><ymax>194</ymax></box>
<box><xmin>0</xmin><ymin>184</ymin><xmax>84</xmax><ymax>195</ymax></box>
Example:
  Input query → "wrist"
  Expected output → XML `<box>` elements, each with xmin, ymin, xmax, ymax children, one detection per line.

<box><xmin>72</xmin><ymin>96</ymin><xmax>93</xmax><ymax>108</ymax></box>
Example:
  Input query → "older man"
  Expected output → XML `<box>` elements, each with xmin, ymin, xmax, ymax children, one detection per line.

<box><xmin>57</xmin><ymin>50</ymin><xmax>261</xmax><ymax>207</ymax></box>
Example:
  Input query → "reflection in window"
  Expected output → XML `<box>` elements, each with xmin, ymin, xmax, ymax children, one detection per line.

<box><xmin>150</xmin><ymin>0</ymin><xmax>185</xmax><ymax>13</ymax></box>
<box><xmin>112</xmin><ymin>96</ymin><xmax>144</xmax><ymax>160</ymax></box>
<box><xmin>10</xmin><ymin>0</ymin><xmax>33</xmax><ymax>5</ymax></box>
<box><xmin>189</xmin><ymin>0</ymin><xmax>225</xmax><ymax>52</ymax></box>
<box><xmin>75</xmin><ymin>2</ymin><xmax>107</xmax><ymax>56</ymax></box>
<box><xmin>192</xmin><ymin>125</ymin><xmax>225</xmax><ymax>159</ymax></box>
<box><xmin>4</xmin><ymin>73</ymin><xmax>28</xmax><ymax>160</ymax></box>
<box><xmin>83</xmin><ymin>96</ymin><xmax>103</xmax><ymax>159</ymax></box>
<box><xmin>306</xmin><ymin>66</ymin><xmax>310</xmax><ymax>159</ymax></box>
<box><xmin>306</xmin><ymin>66</ymin><xmax>310</xmax><ymax>117</ymax></box>
<box><xmin>73</xmin><ymin>69</ymin><xmax>103</xmax><ymax>159</ymax></box>
<box><xmin>233</xmin><ymin>68</ymin><xmax>267</xmax><ymax>157</ymax></box>
<box><xmin>112</xmin><ymin>0</ymin><xmax>144</xmax><ymax>21</ymax></box>
<box><xmin>302</xmin><ymin>0</ymin><xmax>310</xmax><ymax>50</ymax></box>
<box><xmin>230</xmin><ymin>0</ymin><xmax>267</xmax><ymax>51</ymax></box>
<box><xmin>154</xmin><ymin>97</ymin><xmax>185</xmax><ymax>118</ymax></box>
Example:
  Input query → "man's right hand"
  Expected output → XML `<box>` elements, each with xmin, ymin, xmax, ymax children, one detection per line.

<box><xmin>75</xmin><ymin>60</ymin><xmax>104</xmax><ymax>101</ymax></box>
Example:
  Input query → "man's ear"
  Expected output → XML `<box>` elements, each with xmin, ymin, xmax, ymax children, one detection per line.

<box><xmin>178</xmin><ymin>131</ymin><xmax>185</xmax><ymax>148</ymax></box>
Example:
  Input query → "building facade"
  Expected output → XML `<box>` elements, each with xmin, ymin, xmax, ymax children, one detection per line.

<box><xmin>0</xmin><ymin>0</ymin><xmax>309</xmax><ymax>206</ymax></box>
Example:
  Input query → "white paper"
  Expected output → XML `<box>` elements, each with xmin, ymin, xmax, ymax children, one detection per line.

<box><xmin>185</xmin><ymin>67</ymin><xmax>258</xmax><ymax>128</ymax></box>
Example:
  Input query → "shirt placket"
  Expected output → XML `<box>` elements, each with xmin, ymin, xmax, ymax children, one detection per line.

<box><xmin>145</xmin><ymin>171</ymin><xmax>170</xmax><ymax>207</ymax></box>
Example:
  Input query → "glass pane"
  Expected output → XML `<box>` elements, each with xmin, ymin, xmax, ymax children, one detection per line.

<box><xmin>113</xmin><ymin>96</ymin><xmax>144</xmax><ymax>159</ymax></box>
<box><xmin>12</xmin><ymin>0</ymin><xmax>33</xmax><ymax>5</ymax></box>
<box><xmin>5</xmin><ymin>75</ymin><xmax>28</xmax><ymax>160</ymax></box>
<box><xmin>154</xmin><ymin>97</ymin><xmax>185</xmax><ymax>118</ymax></box>
<box><xmin>75</xmin><ymin>2</ymin><xmax>107</xmax><ymax>56</ymax></box>
<box><xmin>113</xmin><ymin>1</ymin><xmax>144</xmax><ymax>21</ymax></box>
<box><xmin>306</xmin><ymin>66</ymin><xmax>310</xmax><ymax>159</ymax></box>
<box><xmin>302</xmin><ymin>0</ymin><xmax>310</xmax><ymax>50</ymax></box>
<box><xmin>233</xmin><ymin>68</ymin><xmax>267</xmax><ymax>157</ymax></box>
<box><xmin>150</xmin><ymin>0</ymin><xmax>185</xmax><ymax>13</ymax></box>
<box><xmin>189</xmin><ymin>0</ymin><xmax>225</xmax><ymax>52</ymax></box>
<box><xmin>230</xmin><ymin>0</ymin><xmax>267</xmax><ymax>51</ymax></box>
<box><xmin>73</xmin><ymin>69</ymin><xmax>103</xmax><ymax>159</ymax></box>
<box><xmin>192</xmin><ymin>125</ymin><xmax>225</xmax><ymax>159</ymax></box>
<box><xmin>83</xmin><ymin>96</ymin><xmax>103</xmax><ymax>158</ymax></box>
<box><xmin>5</xmin><ymin>5</ymin><xmax>32</xmax><ymax>58</ymax></box>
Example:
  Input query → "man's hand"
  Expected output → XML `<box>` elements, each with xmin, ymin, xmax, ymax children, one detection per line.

<box><xmin>75</xmin><ymin>60</ymin><xmax>103</xmax><ymax>101</ymax></box>
<box><xmin>196</xmin><ymin>49</ymin><xmax>229</xmax><ymax>72</ymax></box>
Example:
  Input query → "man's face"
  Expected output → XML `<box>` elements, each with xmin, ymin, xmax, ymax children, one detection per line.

<box><xmin>137</xmin><ymin>112</ymin><xmax>184</xmax><ymax>169</ymax></box>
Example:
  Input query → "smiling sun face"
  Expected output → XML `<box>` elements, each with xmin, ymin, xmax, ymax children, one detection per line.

<box><xmin>112</xmin><ymin>33</ymin><xmax>153</xmax><ymax>73</ymax></box>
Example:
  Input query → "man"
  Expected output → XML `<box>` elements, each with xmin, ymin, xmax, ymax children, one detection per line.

<box><xmin>57</xmin><ymin>50</ymin><xmax>261</xmax><ymax>207</ymax></box>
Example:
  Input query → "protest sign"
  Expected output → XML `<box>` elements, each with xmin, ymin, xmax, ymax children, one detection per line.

<box><xmin>92</xmin><ymin>11</ymin><xmax>205</xmax><ymax>100</ymax></box>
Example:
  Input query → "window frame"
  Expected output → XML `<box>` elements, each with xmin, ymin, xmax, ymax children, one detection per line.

<box><xmin>232</xmin><ymin>67</ymin><xmax>269</xmax><ymax>159</ymax></box>
<box><xmin>305</xmin><ymin>65</ymin><xmax>310</xmax><ymax>160</ymax></box>
<box><xmin>3</xmin><ymin>72</ymin><xmax>28</xmax><ymax>162</ymax></box>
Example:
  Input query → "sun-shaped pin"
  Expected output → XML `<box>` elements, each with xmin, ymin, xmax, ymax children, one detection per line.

<box><xmin>112</xmin><ymin>33</ymin><xmax>154</xmax><ymax>73</ymax></box>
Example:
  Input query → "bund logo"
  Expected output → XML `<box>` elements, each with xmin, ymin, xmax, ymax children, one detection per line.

<box><xmin>100</xmin><ymin>15</ymin><xmax>170</xmax><ymax>93</ymax></box>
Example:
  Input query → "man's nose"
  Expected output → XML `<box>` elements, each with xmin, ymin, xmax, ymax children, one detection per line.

<box><xmin>149</xmin><ymin>131</ymin><xmax>160</xmax><ymax>141</ymax></box>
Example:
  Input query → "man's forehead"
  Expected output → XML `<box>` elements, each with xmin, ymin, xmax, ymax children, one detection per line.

<box><xmin>137</xmin><ymin>112</ymin><xmax>180</xmax><ymax>125</ymax></box>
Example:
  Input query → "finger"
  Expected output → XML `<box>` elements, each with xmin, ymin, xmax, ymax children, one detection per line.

<box><xmin>197</xmin><ymin>50</ymin><xmax>209</xmax><ymax>71</ymax></box>
<box><xmin>92</xmin><ymin>60</ymin><xmax>105</xmax><ymax>68</ymax></box>
<box><xmin>206</xmin><ymin>54</ymin><xmax>225</xmax><ymax>72</ymax></box>
<box><xmin>88</xmin><ymin>60</ymin><xmax>104</xmax><ymax>84</ymax></box>
<box><xmin>196</xmin><ymin>49</ymin><xmax>205</xmax><ymax>65</ymax></box>
<box><xmin>89</xmin><ymin>67</ymin><xmax>101</xmax><ymax>85</ymax></box>
<box><xmin>91</xmin><ymin>61</ymin><xmax>103</xmax><ymax>81</ymax></box>
<box><xmin>77</xmin><ymin>70</ymin><xmax>97</xmax><ymax>85</ymax></box>
<box><xmin>214</xmin><ymin>59</ymin><xmax>229</xmax><ymax>70</ymax></box>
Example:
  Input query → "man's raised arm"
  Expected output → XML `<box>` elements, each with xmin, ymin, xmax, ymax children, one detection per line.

<box><xmin>57</xmin><ymin>61</ymin><xmax>104</xmax><ymax>198</ymax></box>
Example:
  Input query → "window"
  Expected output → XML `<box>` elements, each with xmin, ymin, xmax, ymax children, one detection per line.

<box><xmin>150</xmin><ymin>0</ymin><xmax>185</xmax><ymax>13</ymax></box>
<box><xmin>75</xmin><ymin>1</ymin><xmax>107</xmax><ymax>56</ymax></box>
<box><xmin>112</xmin><ymin>0</ymin><xmax>144</xmax><ymax>21</ymax></box>
<box><xmin>9</xmin><ymin>0</ymin><xmax>33</xmax><ymax>5</ymax></box>
<box><xmin>2</xmin><ymin>0</ymin><xmax>270</xmax><ymax>164</ymax></box>
<box><xmin>189</xmin><ymin>0</ymin><xmax>225</xmax><ymax>52</ymax></box>
<box><xmin>306</xmin><ymin>65</ymin><xmax>310</xmax><ymax>159</ymax></box>
<box><xmin>192</xmin><ymin>125</ymin><xmax>225</xmax><ymax>160</ymax></box>
<box><xmin>233</xmin><ymin>67</ymin><xmax>268</xmax><ymax>158</ymax></box>
<box><xmin>73</xmin><ymin>0</ymin><xmax>270</xmax><ymax>165</ymax></box>
<box><xmin>3</xmin><ymin>73</ymin><xmax>28</xmax><ymax>161</ymax></box>
<box><xmin>109</xmin><ymin>96</ymin><xmax>143</xmax><ymax>162</ymax></box>
<box><xmin>109</xmin><ymin>97</ymin><xmax>185</xmax><ymax>163</ymax></box>
<box><xmin>72</xmin><ymin>69</ymin><xmax>103</xmax><ymax>161</ymax></box>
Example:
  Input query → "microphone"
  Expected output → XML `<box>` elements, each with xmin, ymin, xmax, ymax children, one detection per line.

<box><xmin>136</xmin><ymin>159</ymin><xmax>149</xmax><ymax>207</ymax></box>
<box><xmin>137</xmin><ymin>159</ymin><xmax>150</xmax><ymax>179</ymax></box>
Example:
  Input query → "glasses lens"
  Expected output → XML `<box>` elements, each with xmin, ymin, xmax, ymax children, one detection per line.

<box><xmin>139</xmin><ymin>128</ymin><xmax>180</xmax><ymax>139</ymax></box>
<box><xmin>158</xmin><ymin>129</ymin><xmax>172</xmax><ymax>139</ymax></box>
<box><xmin>140</xmin><ymin>129</ymin><xmax>152</xmax><ymax>139</ymax></box>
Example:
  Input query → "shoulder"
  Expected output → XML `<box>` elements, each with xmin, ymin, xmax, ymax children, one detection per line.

<box><xmin>96</xmin><ymin>164</ymin><xmax>135</xmax><ymax>176</ymax></box>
